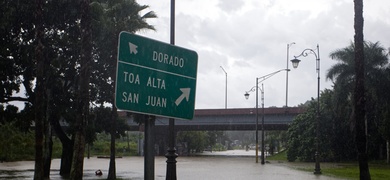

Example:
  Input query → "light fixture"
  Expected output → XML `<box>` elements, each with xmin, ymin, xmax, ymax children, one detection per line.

<box><xmin>244</xmin><ymin>92</ymin><xmax>250</xmax><ymax>100</ymax></box>
<box><xmin>290</xmin><ymin>58</ymin><xmax>301</xmax><ymax>69</ymax></box>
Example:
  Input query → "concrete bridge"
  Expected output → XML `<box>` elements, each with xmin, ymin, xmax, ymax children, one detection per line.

<box><xmin>119</xmin><ymin>107</ymin><xmax>304</xmax><ymax>132</ymax></box>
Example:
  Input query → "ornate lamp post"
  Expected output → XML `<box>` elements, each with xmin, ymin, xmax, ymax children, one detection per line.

<box><xmin>245</xmin><ymin>83</ymin><xmax>264</xmax><ymax>164</ymax></box>
<box><xmin>291</xmin><ymin>44</ymin><xmax>321</xmax><ymax>174</ymax></box>
<box><xmin>244</xmin><ymin>69</ymin><xmax>290</xmax><ymax>164</ymax></box>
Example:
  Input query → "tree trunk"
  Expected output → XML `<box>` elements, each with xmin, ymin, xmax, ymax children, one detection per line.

<box><xmin>50</xmin><ymin>108</ymin><xmax>73</xmax><ymax>176</ymax></box>
<box><xmin>107</xmin><ymin>106</ymin><xmax>117</xmax><ymax>180</ymax></box>
<box><xmin>43</xmin><ymin>134</ymin><xmax>53</xmax><ymax>178</ymax></box>
<box><xmin>34</xmin><ymin>0</ymin><xmax>45</xmax><ymax>179</ymax></box>
<box><xmin>353</xmin><ymin>0</ymin><xmax>371</xmax><ymax>179</ymax></box>
<box><xmin>70</xmin><ymin>0</ymin><xmax>91</xmax><ymax>179</ymax></box>
<box><xmin>387</xmin><ymin>140</ymin><xmax>389</xmax><ymax>164</ymax></box>
<box><xmin>44</xmin><ymin>89</ymin><xmax>53</xmax><ymax>178</ymax></box>
<box><xmin>60</xmin><ymin>139</ymin><xmax>74</xmax><ymax>177</ymax></box>
<box><xmin>70</xmin><ymin>127</ymin><xmax>86</xmax><ymax>179</ymax></box>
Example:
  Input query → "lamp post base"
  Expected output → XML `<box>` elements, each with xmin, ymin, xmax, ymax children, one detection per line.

<box><xmin>314</xmin><ymin>169</ymin><xmax>322</xmax><ymax>175</ymax></box>
<box><xmin>314</xmin><ymin>151</ymin><xmax>321</xmax><ymax>174</ymax></box>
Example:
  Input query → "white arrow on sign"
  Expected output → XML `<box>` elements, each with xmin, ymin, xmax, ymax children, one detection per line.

<box><xmin>175</xmin><ymin>88</ymin><xmax>191</xmax><ymax>106</ymax></box>
<box><xmin>129</xmin><ymin>42</ymin><xmax>138</xmax><ymax>54</ymax></box>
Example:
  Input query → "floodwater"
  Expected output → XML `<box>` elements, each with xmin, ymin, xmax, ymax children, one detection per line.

<box><xmin>0</xmin><ymin>150</ymin><xmax>344</xmax><ymax>180</ymax></box>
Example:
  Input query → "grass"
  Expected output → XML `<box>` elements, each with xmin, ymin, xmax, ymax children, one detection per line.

<box><xmin>321</xmin><ymin>163</ymin><xmax>390</xmax><ymax>180</ymax></box>
<box><xmin>266</xmin><ymin>150</ymin><xmax>288</xmax><ymax>161</ymax></box>
<box><xmin>267</xmin><ymin>151</ymin><xmax>390</xmax><ymax>179</ymax></box>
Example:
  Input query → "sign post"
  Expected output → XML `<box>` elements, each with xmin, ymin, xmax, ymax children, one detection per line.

<box><xmin>115</xmin><ymin>31</ymin><xmax>197</xmax><ymax>180</ymax></box>
<box><xmin>115</xmin><ymin>32</ymin><xmax>198</xmax><ymax>120</ymax></box>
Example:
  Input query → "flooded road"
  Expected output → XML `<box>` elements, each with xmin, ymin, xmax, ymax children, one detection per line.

<box><xmin>1</xmin><ymin>150</ymin><xmax>344</xmax><ymax>179</ymax></box>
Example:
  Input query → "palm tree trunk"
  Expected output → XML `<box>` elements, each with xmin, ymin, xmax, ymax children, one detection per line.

<box><xmin>353</xmin><ymin>0</ymin><xmax>371</xmax><ymax>179</ymax></box>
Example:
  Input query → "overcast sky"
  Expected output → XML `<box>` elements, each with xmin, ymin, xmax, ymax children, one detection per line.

<box><xmin>135</xmin><ymin>0</ymin><xmax>390</xmax><ymax>110</ymax></box>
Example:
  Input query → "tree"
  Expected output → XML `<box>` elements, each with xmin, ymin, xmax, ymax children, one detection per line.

<box><xmin>1</xmin><ymin>0</ymin><xmax>84</xmax><ymax>176</ymax></box>
<box><xmin>70</xmin><ymin>0</ymin><xmax>92</xmax><ymax>179</ymax></box>
<box><xmin>286</xmin><ymin>90</ymin><xmax>349</xmax><ymax>162</ymax></box>
<box><xmin>1</xmin><ymin>0</ymin><xmax>36</xmax><ymax>106</ymax></box>
<box><xmin>90</xmin><ymin>1</ymin><xmax>156</xmax><ymax>179</ymax></box>
<box><xmin>376</xmin><ymin>68</ymin><xmax>390</xmax><ymax>164</ymax></box>
<box><xmin>33</xmin><ymin>0</ymin><xmax>45</xmax><ymax>179</ymax></box>
<box><xmin>354</xmin><ymin>0</ymin><xmax>370</xmax><ymax>178</ymax></box>
<box><xmin>177</xmin><ymin>131</ymin><xmax>209</xmax><ymax>153</ymax></box>
<box><xmin>327</xmin><ymin>42</ymin><xmax>388</xmax><ymax>87</ymax></box>
<box><xmin>326</xmin><ymin>41</ymin><xmax>389</xmax><ymax>161</ymax></box>
<box><xmin>1</xmin><ymin>1</ymin><xmax>156</xmax><ymax>178</ymax></box>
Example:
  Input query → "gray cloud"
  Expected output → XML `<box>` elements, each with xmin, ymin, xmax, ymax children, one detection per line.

<box><xmin>138</xmin><ymin>0</ymin><xmax>390</xmax><ymax>109</ymax></box>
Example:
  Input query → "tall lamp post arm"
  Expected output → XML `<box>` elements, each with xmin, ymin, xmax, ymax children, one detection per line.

<box><xmin>257</xmin><ymin>69</ymin><xmax>290</xmax><ymax>85</ymax></box>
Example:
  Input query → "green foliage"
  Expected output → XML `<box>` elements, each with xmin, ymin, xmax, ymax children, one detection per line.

<box><xmin>0</xmin><ymin>104</ymin><xmax>33</xmax><ymax>132</ymax></box>
<box><xmin>51</xmin><ymin>138</ymin><xmax>63</xmax><ymax>159</ymax></box>
<box><xmin>287</xmin><ymin>102</ymin><xmax>316</xmax><ymax>162</ymax></box>
<box><xmin>177</xmin><ymin>131</ymin><xmax>209</xmax><ymax>153</ymax></box>
<box><xmin>327</xmin><ymin>41</ymin><xmax>390</xmax><ymax>160</ymax></box>
<box><xmin>225</xmin><ymin>131</ymin><xmax>255</xmax><ymax>148</ymax></box>
<box><xmin>87</xmin><ymin>132</ymin><xmax>139</xmax><ymax>156</ymax></box>
<box><xmin>1</xmin><ymin>1</ymin><xmax>156</xmax><ymax>177</ymax></box>
<box><xmin>0</xmin><ymin>123</ymin><xmax>35</xmax><ymax>161</ymax></box>
<box><xmin>212</xmin><ymin>143</ymin><xmax>227</xmax><ymax>151</ymax></box>
<box><xmin>265</xmin><ymin>131</ymin><xmax>288</xmax><ymax>155</ymax></box>
<box><xmin>176</xmin><ymin>131</ymin><xmax>229</xmax><ymax>153</ymax></box>
<box><xmin>287</xmin><ymin>89</ymin><xmax>356</xmax><ymax>162</ymax></box>
<box><xmin>89</xmin><ymin>107</ymin><xmax>130</xmax><ymax>138</ymax></box>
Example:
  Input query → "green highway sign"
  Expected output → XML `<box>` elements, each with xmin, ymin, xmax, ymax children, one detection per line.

<box><xmin>115</xmin><ymin>32</ymin><xmax>198</xmax><ymax>120</ymax></box>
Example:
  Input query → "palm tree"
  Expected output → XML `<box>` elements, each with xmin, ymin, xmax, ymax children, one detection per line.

<box><xmin>326</xmin><ymin>42</ymin><xmax>388</xmax><ymax>110</ymax></box>
<box><xmin>327</xmin><ymin>43</ymin><xmax>389</xmax><ymax>180</ymax></box>
<box><xmin>327</xmin><ymin>41</ymin><xmax>388</xmax><ymax>85</ymax></box>
<box><xmin>327</xmin><ymin>40</ymin><xmax>389</xmax><ymax>180</ymax></box>
<box><xmin>90</xmin><ymin>1</ymin><xmax>156</xmax><ymax>179</ymax></box>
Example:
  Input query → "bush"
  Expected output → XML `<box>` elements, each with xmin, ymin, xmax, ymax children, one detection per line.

<box><xmin>0</xmin><ymin>123</ymin><xmax>35</xmax><ymax>161</ymax></box>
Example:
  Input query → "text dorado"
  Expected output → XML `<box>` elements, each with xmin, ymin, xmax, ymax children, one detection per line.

<box><xmin>152</xmin><ymin>51</ymin><xmax>184</xmax><ymax>68</ymax></box>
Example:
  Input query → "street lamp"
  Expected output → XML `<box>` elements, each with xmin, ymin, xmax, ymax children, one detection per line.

<box><xmin>244</xmin><ymin>83</ymin><xmax>264</xmax><ymax>164</ymax></box>
<box><xmin>244</xmin><ymin>69</ymin><xmax>290</xmax><ymax>164</ymax></box>
<box><xmin>291</xmin><ymin>44</ymin><xmax>321</xmax><ymax>174</ymax></box>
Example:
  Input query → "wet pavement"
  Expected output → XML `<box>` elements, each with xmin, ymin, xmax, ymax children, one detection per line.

<box><xmin>0</xmin><ymin>150</ymin><xmax>344</xmax><ymax>179</ymax></box>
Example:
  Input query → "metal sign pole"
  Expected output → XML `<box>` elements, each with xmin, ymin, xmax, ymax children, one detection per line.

<box><xmin>166</xmin><ymin>0</ymin><xmax>178</xmax><ymax>179</ymax></box>
<box><xmin>145</xmin><ymin>116</ymin><xmax>156</xmax><ymax>180</ymax></box>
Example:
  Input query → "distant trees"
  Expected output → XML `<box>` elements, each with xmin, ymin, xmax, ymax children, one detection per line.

<box><xmin>177</xmin><ymin>131</ymin><xmax>228</xmax><ymax>153</ymax></box>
